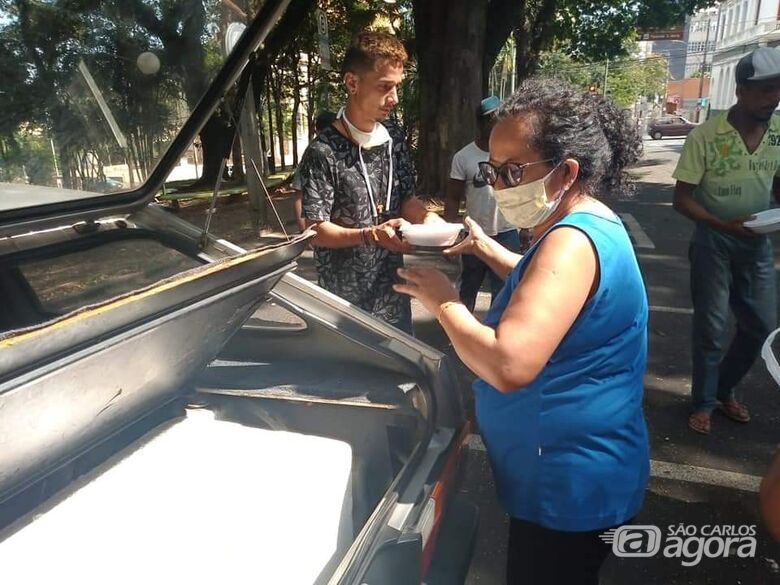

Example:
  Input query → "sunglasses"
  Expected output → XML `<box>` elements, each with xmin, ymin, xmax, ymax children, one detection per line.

<box><xmin>477</xmin><ymin>159</ymin><xmax>555</xmax><ymax>188</ymax></box>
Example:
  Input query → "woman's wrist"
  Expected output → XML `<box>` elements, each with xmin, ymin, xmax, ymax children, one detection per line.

<box><xmin>437</xmin><ymin>300</ymin><xmax>465</xmax><ymax>321</ymax></box>
<box><xmin>472</xmin><ymin>234</ymin><xmax>497</xmax><ymax>261</ymax></box>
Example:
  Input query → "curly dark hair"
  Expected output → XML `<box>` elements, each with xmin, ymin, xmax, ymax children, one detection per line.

<box><xmin>495</xmin><ymin>78</ymin><xmax>643</xmax><ymax>198</ymax></box>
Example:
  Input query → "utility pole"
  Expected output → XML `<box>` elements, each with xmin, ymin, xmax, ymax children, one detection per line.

<box><xmin>696</xmin><ymin>17</ymin><xmax>712</xmax><ymax>122</ymax></box>
<box><xmin>603</xmin><ymin>58</ymin><xmax>609</xmax><ymax>96</ymax></box>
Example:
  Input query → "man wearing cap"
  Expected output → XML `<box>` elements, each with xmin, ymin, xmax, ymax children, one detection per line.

<box><xmin>673</xmin><ymin>47</ymin><xmax>780</xmax><ymax>435</ymax></box>
<box><xmin>444</xmin><ymin>96</ymin><xmax>521</xmax><ymax>312</ymax></box>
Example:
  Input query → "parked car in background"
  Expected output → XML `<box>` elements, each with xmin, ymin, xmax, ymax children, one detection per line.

<box><xmin>648</xmin><ymin>116</ymin><xmax>698</xmax><ymax>139</ymax></box>
<box><xmin>82</xmin><ymin>176</ymin><xmax>124</xmax><ymax>193</ymax></box>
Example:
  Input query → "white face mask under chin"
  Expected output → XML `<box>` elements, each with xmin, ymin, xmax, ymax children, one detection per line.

<box><xmin>493</xmin><ymin>166</ymin><xmax>565</xmax><ymax>229</ymax></box>
<box><xmin>338</xmin><ymin>107</ymin><xmax>391</xmax><ymax>149</ymax></box>
<box><xmin>338</xmin><ymin>107</ymin><xmax>394</xmax><ymax>221</ymax></box>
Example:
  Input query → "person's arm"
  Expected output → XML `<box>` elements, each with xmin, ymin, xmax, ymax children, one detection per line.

<box><xmin>761</xmin><ymin>448</ymin><xmax>780</xmax><ymax>541</ymax></box>
<box><xmin>395</xmin><ymin>127</ymin><xmax>443</xmax><ymax>225</ymax></box>
<box><xmin>444</xmin><ymin>217</ymin><xmax>521</xmax><ymax>280</ymax></box>
<box><xmin>672</xmin><ymin>130</ymin><xmax>755</xmax><ymax>237</ymax></box>
<box><xmin>444</xmin><ymin>149</ymin><xmax>467</xmax><ymax>223</ymax></box>
<box><xmin>301</xmin><ymin>147</ymin><xmax>408</xmax><ymax>251</ymax></box>
<box><xmin>773</xmin><ymin>176</ymin><xmax>780</xmax><ymax>205</ymax></box>
<box><xmin>292</xmin><ymin>190</ymin><xmax>307</xmax><ymax>233</ymax></box>
<box><xmin>305</xmin><ymin>217</ymin><xmax>409</xmax><ymax>251</ymax></box>
<box><xmin>401</xmin><ymin>196</ymin><xmax>443</xmax><ymax>224</ymax></box>
<box><xmin>395</xmin><ymin>226</ymin><xmax>596</xmax><ymax>391</ymax></box>
<box><xmin>673</xmin><ymin>181</ymin><xmax>756</xmax><ymax>238</ymax></box>
<box><xmin>444</xmin><ymin>179</ymin><xmax>466</xmax><ymax>222</ymax></box>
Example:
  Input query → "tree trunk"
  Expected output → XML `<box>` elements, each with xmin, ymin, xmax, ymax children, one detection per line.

<box><xmin>291</xmin><ymin>56</ymin><xmax>301</xmax><ymax>167</ymax></box>
<box><xmin>514</xmin><ymin>0</ymin><xmax>557</xmax><ymax>83</ymax></box>
<box><xmin>289</xmin><ymin>48</ymin><xmax>302</xmax><ymax>167</ymax></box>
<box><xmin>307</xmin><ymin>55</ymin><xmax>317</xmax><ymax>141</ymax></box>
<box><xmin>184</xmin><ymin>114</ymin><xmax>233</xmax><ymax>191</ymax></box>
<box><xmin>231</xmin><ymin>134</ymin><xmax>245</xmax><ymax>182</ymax></box>
<box><xmin>271</xmin><ymin>65</ymin><xmax>286</xmax><ymax>170</ymax></box>
<box><xmin>259</xmin><ymin>127</ymin><xmax>270</xmax><ymax>175</ymax></box>
<box><xmin>265</xmin><ymin>74</ymin><xmax>276</xmax><ymax>174</ymax></box>
<box><xmin>482</xmin><ymin>0</ymin><xmax>526</xmax><ymax>93</ymax></box>
<box><xmin>413</xmin><ymin>0</ymin><xmax>487</xmax><ymax>200</ymax></box>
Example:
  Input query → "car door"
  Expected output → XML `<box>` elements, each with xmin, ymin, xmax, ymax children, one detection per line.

<box><xmin>670</xmin><ymin>117</ymin><xmax>689</xmax><ymax>136</ymax></box>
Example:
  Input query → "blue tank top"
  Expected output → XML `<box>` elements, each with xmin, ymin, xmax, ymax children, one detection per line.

<box><xmin>473</xmin><ymin>211</ymin><xmax>649</xmax><ymax>532</ymax></box>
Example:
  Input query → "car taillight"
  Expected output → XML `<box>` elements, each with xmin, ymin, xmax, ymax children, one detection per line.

<box><xmin>418</xmin><ymin>421</ymin><xmax>471</xmax><ymax>580</ymax></box>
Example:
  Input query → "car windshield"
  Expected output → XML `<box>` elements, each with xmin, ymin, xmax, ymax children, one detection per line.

<box><xmin>0</xmin><ymin>1</ymin><xmax>257</xmax><ymax>206</ymax></box>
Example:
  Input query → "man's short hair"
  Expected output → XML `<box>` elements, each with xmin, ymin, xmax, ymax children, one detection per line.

<box><xmin>341</xmin><ymin>31</ymin><xmax>408</xmax><ymax>76</ymax></box>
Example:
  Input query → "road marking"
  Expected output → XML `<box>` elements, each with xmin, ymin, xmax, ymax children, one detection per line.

<box><xmin>619</xmin><ymin>213</ymin><xmax>656</xmax><ymax>249</ymax></box>
<box><xmin>650</xmin><ymin>460</ymin><xmax>761</xmax><ymax>493</ymax></box>
<box><xmin>466</xmin><ymin>434</ymin><xmax>761</xmax><ymax>493</ymax></box>
<box><xmin>649</xmin><ymin>305</ymin><xmax>694</xmax><ymax>315</ymax></box>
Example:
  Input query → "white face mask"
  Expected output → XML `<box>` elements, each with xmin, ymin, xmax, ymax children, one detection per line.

<box><xmin>493</xmin><ymin>165</ymin><xmax>565</xmax><ymax>229</ymax></box>
<box><xmin>338</xmin><ymin>107</ymin><xmax>391</xmax><ymax>149</ymax></box>
<box><xmin>337</xmin><ymin>107</ymin><xmax>394</xmax><ymax>221</ymax></box>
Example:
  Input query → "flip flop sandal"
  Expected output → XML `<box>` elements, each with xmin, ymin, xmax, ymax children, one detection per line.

<box><xmin>717</xmin><ymin>401</ymin><xmax>751</xmax><ymax>423</ymax></box>
<box><xmin>688</xmin><ymin>412</ymin><xmax>711</xmax><ymax>435</ymax></box>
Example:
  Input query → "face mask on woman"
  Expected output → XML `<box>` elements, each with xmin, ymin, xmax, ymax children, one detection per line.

<box><xmin>493</xmin><ymin>165</ymin><xmax>565</xmax><ymax>229</ymax></box>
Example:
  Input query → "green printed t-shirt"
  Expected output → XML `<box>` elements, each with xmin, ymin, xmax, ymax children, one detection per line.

<box><xmin>672</xmin><ymin>111</ymin><xmax>780</xmax><ymax>221</ymax></box>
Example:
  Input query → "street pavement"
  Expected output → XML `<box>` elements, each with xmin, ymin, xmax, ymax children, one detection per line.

<box><xmin>267</xmin><ymin>136</ymin><xmax>780</xmax><ymax>584</ymax></box>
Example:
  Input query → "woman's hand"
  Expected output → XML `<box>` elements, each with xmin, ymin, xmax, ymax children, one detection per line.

<box><xmin>371</xmin><ymin>218</ymin><xmax>413</xmax><ymax>253</ymax></box>
<box><xmin>443</xmin><ymin>216</ymin><xmax>488</xmax><ymax>257</ymax></box>
<box><xmin>394</xmin><ymin>267</ymin><xmax>460</xmax><ymax>315</ymax></box>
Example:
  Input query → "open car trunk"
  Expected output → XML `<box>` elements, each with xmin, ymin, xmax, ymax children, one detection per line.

<box><xmin>0</xmin><ymin>391</ymin><xmax>421</xmax><ymax>585</ymax></box>
<box><xmin>0</xmin><ymin>247</ymin><xmax>454</xmax><ymax>585</ymax></box>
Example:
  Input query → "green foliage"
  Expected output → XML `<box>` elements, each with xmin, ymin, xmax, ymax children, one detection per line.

<box><xmin>0</xmin><ymin>131</ymin><xmax>55</xmax><ymax>185</ymax></box>
<box><xmin>537</xmin><ymin>47</ymin><xmax>668</xmax><ymax>107</ymax></box>
<box><xmin>0</xmin><ymin>0</ymin><xmax>226</xmax><ymax>186</ymax></box>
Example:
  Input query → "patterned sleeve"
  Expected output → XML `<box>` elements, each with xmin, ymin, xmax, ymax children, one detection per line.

<box><xmin>299</xmin><ymin>145</ymin><xmax>335</xmax><ymax>221</ymax></box>
<box><xmin>390</xmin><ymin>125</ymin><xmax>416</xmax><ymax>202</ymax></box>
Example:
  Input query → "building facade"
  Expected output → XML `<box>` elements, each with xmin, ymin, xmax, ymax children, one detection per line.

<box><xmin>685</xmin><ymin>7</ymin><xmax>720</xmax><ymax>77</ymax></box>
<box><xmin>710</xmin><ymin>0</ymin><xmax>780</xmax><ymax>113</ymax></box>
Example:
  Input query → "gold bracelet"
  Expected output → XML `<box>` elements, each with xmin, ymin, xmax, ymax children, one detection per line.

<box><xmin>437</xmin><ymin>301</ymin><xmax>463</xmax><ymax>321</ymax></box>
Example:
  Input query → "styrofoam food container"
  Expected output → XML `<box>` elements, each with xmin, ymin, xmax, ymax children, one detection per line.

<box><xmin>400</xmin><ymin>223</ymin><xmax>465</xmax><ymax>247</ymax></box>
<box><xmin>744</xmin><ymin>209</ymin><xmax>780</xmax><ymax>234</ymax></box>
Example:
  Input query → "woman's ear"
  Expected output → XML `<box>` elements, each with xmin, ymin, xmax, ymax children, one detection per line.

<box><xmin>562</xmin><ymin>158</ymin><xmax>580</xmax><ymax>191</ymax></box>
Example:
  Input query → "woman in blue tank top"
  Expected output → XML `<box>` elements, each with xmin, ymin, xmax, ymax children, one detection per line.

<box><xmin>394</xmin><ymin>79</ymin><xmax>649</xmax><ymax>585</ymax></box>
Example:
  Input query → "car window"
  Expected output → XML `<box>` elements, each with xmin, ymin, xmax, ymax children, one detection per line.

<box><xmin>0</xmin><ymin>1</ymin><xmax>264</xmax><ymax>206</ymax></box>
<box><xmin>18</xmin><ymin>238</ymin><xmax>201</xmax><ymax>316</ymax></box>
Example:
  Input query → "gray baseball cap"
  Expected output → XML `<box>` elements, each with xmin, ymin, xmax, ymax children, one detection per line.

<box><xmin>735</xmin><ymin>47</ymin><xmax>780</xmax><ymax>83</ymax></box>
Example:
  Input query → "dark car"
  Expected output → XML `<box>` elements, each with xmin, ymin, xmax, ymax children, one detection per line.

<box><xmin>648</xmin><ymin>115</ymin><xmax>698</xmax><ymax>139</ymax></box>
<box><xmin>0</xmin><ymin>2</ymin><xmax>477</xmax><ymax>584</ymax></box>
<box><xmin>82</xmin><ymin>176</ymin><xmax>124</xmax><ymax>193</ymax></box>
